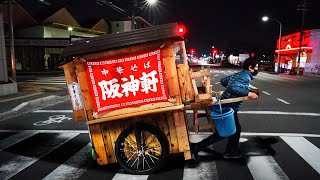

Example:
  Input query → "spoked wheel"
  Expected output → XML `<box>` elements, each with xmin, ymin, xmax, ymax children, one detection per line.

<box><xmin>115</xmin><ymin>123</ymin><xmax>169</xmax><ymax>175</ymax></box>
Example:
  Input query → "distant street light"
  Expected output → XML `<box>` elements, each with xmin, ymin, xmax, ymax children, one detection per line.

<box><xmin>146</xmin><ymin>0</ymin><xmax>158</xmax><ymax>5</ymax></box>
<box><xmin>262</xmin><ymin>16</ymin><xmax>282</xmax><ymax>74</ymax></box>
<box><xmin>68</xmin><ymin>27</ymin><xmax>73</xmax><ymax>43</ymax></box>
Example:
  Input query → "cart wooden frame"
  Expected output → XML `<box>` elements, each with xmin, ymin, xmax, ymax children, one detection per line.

<box><xmin>59</xmin><ymin>23</ymin><xmax>251</xmax><ymax>174</ymax></box>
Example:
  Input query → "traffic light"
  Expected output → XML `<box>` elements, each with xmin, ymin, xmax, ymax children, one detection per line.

<box><xmin>176</xmin><ymin>25</ymin><xmax>186</xmax><ymax>36</ymax></box>
<box><xmin>189</xmin><ymin>48</ymin><xmax>196</xmax><ymax>55</ymax></box>
<box><xmin>212</xmin><ymin>48</ymin><xmax>218</xmax><ymax>54</ymax></box>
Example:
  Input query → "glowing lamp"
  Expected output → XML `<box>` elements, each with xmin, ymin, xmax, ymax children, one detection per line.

<box><xmin>176</xmin><ymin>25</ymin><xmax>186</xmax><ymax>36</ymax></box>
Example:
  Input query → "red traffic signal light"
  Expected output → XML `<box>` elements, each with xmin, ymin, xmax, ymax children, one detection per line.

<box><xmin>212</xmin><ymin>48</ymin><xmax>218</xmax><ymax>54</ymax></box>
<box><xmin>189</xmin><ymin>48</ymin><xmax>196</xmax><ymax>55</ymax></box>
<box><xmin>176</xmin><ymin>25</ymin><xmax>186</xmax><ymax>36</ymax></box>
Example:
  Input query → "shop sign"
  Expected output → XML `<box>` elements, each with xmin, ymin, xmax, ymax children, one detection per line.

<box><xmin>86</xmin><ymin>49</ymin><xmax>169</xmax><ymax>113</ymax></box>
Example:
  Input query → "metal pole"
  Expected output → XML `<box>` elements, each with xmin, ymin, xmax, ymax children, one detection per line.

<box><xmin>8</xmin><ymin>0</ymin><xmax>16</xmax><ymax>82</ymax></box>
<box><xmin>277</xmin><ymin>21</ymin><xmax>282</xmax><ymax>74</ymax></box>
<box><xmin>131</xmin><ymin>0</ymin><xmax>137</xmax><ymax>30</ymax></box>
<box><xmin>297</xmin><ymin>0</ymin><xmax>307</xmax><ymax>75</ymax></box>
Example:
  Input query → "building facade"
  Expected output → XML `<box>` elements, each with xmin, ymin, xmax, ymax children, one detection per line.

<box><xmin>276</xmin><ymin>29</ymin><xmax>320</xmax><ymax>74</ymax></box>
<box><xmin>0</xmin><ymin>1</ymin><xmax>152</xmax><ymax>72</ymax></box>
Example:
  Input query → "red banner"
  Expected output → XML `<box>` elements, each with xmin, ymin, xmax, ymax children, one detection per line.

<box><xmin>85</xmin><ymin>49</ymin><xmax>169</xmax><ymax>113</ymax></box>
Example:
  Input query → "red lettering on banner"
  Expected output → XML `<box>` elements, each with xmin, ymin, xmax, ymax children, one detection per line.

<box><xmin>85</xmin><ymin>49</ymin><xmax>169</xmax><ymax>113</ymax></box>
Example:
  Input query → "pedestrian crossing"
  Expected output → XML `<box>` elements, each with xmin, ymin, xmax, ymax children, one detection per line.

<box><xmin>20</xmin><ymin>76</ymin><xmax>67</xmax><ymax>85</ymax></box>
<box><xmin>210</xmin><ymin>69</ymin><xmax>306</xmax><ymax>82</ymax></box>
<box><xmin>0</xmin><ymin>130</ymin><xmax>320</xmax><ymax>179</ymax></box>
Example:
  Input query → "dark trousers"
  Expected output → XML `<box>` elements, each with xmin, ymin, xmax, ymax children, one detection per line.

<box><xmin>197</xmin><ymin>111</ymin><xmax>241</xmax><ymax>153</ymax></box>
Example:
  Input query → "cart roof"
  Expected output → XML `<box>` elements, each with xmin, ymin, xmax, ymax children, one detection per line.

<box><xmin>59</xmin><ymin>23</ymin><xmax>184</xmax><ymax>63</ymax></box>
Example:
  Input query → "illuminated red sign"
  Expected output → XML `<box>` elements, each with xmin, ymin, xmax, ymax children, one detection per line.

<box><xmin>86</xmin><ymin>49</ymin><xmax>169</xmax><ymax>113</ymax></box>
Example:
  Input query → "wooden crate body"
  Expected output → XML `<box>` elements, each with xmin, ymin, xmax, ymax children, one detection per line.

<box><xmin>61</xmin><ymin>38</ymin><xmax>192</xmax><ymax>165</ymax></box>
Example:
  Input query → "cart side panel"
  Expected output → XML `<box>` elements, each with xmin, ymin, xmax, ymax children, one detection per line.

<box><xmin>101</xmin><ymin>122</ymin><xmax>117</xmax><ymax>163</ymax></box>
<box><xmin>173</xmin><ymin>110</ymin><xmax>191</xmax><ymax>160</ymax></box>
<box><xmin>162</xmin><ymin>43</ymin><xmax>182</xmax><ymax>105</ymax></box>
<box><xmin>166</xmin><ymin>112</ymin><xmax>179</xmax><ymax>153</ymax></box>
<box><xmin>156</xmin><ymin>114</ymin><xmax>171</xmax><ymax>153</ymax></box>
<box><xmin>73</xmin><ymin>59</ymin><xmax>95</xmax><ymax>120</ymax></box>
<box><xmin>62</xmin><ymin>61</ymin><xmax>86</xmax><ymax>121</ymax></box>
<box><xmin>74</xmin><ymin>60</ymin><xmax>109</xmax><ymax>165</ymax></box>
<box><xmin>177</xmin><ymin>64</ymin><xmax>194</xmax><ymax>102</ymax></box>
<box><xmin>89</xmin><ymin>124</ymin><xmax>108</xmax><ymax>165</ymax></box>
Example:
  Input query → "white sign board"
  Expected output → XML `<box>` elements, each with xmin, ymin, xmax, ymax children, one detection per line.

<box><xmin>68</xmin><ymin>82</ymin><xmax>83</xmax><ymax>110</ymax></box>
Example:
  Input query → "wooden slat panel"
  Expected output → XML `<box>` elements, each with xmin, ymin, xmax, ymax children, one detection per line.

<box><xmin>62</xmin><ymin>61</ymin><xmax>86</xmax><ymax>121</ymax></box>
<box><xmin>73</xmin><ymin>58</ymin><xmax>95</xmax><ymax>120</ymax></box>
<box><xmin>190</xmin><ymin>69</ymin><xmax>211</xmax><ymax>78</ymax></box>
<box><xmin>173</xmin><ymin>110</ymin><xmax>191</xmax><ymax>160</ymax></box>
<box><xmin>167</xmin><ymin>112</ymin><xmax>179</xmax><ymax>153</ymax></box>
<box><xmin>89</xmin><ymin>124</ymin><xmax>108</xmax><ymax>165</ymax></box>
<box><xmin>101</xmin><ymin>123</ymin><xmax>116</xmax><ymax>163</ymax></box>
<box><xmin>176</xmin><ymin>64</ymin><xmax>194</xmax><ymax>102</ymax></box>
<box><xmin>157</xmin><ymin>114</ymin><xmax>171</xmax><ymax>153</ymax></box>
<box><xmin>162</xmin><ymin>44</ymin><xmax>182</xmax><ymax>105</ymax></box>
<box><xmin>83</xmin><ymin>40</ymin><xmax>168</xmax><ymax>61</ymax></box>
<box><xmin>108</xmin><ymin>121</ymin><xmax>123</xmax><ymax>163</ymax></box>
<box><xmin>99</xmin><ymin>102</ymin><xmax>175</xmax><ymax>118</ymax></box>
<box><xmin>87</xmin><ymin>105</ymin><xmax>184</xmax><ymax>125</ymax></box>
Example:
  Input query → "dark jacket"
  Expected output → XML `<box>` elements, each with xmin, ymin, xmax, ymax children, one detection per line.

<box><xmin>219</xmin><ymin>70</ymin><xmax>253</xmax><ymax>112</ymax></box>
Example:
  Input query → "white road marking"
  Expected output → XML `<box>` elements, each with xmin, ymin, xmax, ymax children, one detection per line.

<box><xmin>0</xmin><ymin>131</ymin><xmax>38</xmax><ymax>151</ymax></box>
<box><xmin>112</xmin><ymin>173</ymin><xmax>148</xmax><ymax>180</ymax></box>
<box><xmin>0</xmin><ymin>133</ymin><xmax>79</xmax><ymax>180</ymax></box>
<box><xmin>12</xmin><ymin>102</ymin><xmax>29</xmax><ymax>111</ymax></box>
<box><xmin>33</xmin><ymin>110</ymin><xmax>73</xmax><ymax>113</ymax></box>
<box><xmin>246</xmin><ymin>152</ymin><xmax>289</xmax><ymax>180</ymax></box>
<box><xmin>262</xmin><ymin>91</ymin><xmax>271</xmax><ymax>95</ymax></box>
<box><xmin>214</xmin><ymin>74</ymin><xmax>219</xmax><ymax>77</ymax></box>
<box><xmin>281</xmin><ymin>136</ymin><xmax>320</xmax><ymax>174</ymax></box>
<box><xmin>277</xmin><ymin>98</ymin><xmax>291</xmax><ymax>104</ymax></box>
<box><xmin>183</xmin><ymin>158</ymin><xmax>218</xmax><ymax>180</ymax></box>
<box><xmin>214</xmin><ymin>82</ymin><xmax>221</xmax><ymax>84</ymax></box>
<box><xmin>43</xmin><ymin>143</ymin><xmax>91</xmax><ymax>180</ymax></box>
<box><xmin>0</xmin><ymin>92</ymin><xmax>43</xmax><ymax>103</ymax></box>
<box><xmin>190</xmin><ymin>132</ymin><xmax>320</xmax><ymax>138</ymax></box>
<box><xmin>239</xmin><ymin>111</ymin><xmax>320</xmax><ymax>116</ymax></box>
<box><xmin>186</xmin><ymin>110</ymin><xmax>320</xmax><ymax>117</ymax></box>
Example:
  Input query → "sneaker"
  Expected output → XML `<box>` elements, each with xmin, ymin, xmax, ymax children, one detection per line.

<box><xmin>190</xmin><ymin>143</ymin><xmax>200</xmax><ymax>161</ymax></box>
<box><xmin>223</xmin><ymin>152</ymin><xmax>243</xmax><ymax>159</ymax></box>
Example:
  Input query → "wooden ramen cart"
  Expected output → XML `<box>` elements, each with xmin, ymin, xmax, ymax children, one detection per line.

<box><xmin>59</xmin><ymin>23</ymin><xmax>251</xmax><ymax>175</ymax></box>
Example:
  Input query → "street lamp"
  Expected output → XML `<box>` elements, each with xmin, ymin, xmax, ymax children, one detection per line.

<box><xmin>262</xmin><ymin>16</ymin><xmax>282</xmax><ymax>74</ymax></box>
<box><xmin>146</xmin><ymin>0</ymin><xmax>158</xmax><ymax>5</ymax></box>
<box><xmin>68</xmin><ymin>27</ymin><xmax>73</xmax><ymax>43</ymax></box>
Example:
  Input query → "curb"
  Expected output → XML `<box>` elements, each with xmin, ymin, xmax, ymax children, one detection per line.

<box><xmin>0</xmin><ymin>95</ymin><xmax>69</xmax><ymax>121</ymax></box>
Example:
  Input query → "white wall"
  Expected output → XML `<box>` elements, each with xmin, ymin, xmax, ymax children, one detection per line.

<box><xmin>17</xmin><ymin>26</ymin><xmax>98</xmax><ymax>38</ymax></box>
<box><xmin>110</xmin><ymin>21</ymin><xmax>132</xmax><ymax>34</ymax></box>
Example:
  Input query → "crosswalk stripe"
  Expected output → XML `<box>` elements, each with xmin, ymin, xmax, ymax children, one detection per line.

<box><xmin>281</xmin><ymin>136</ymin><xmax>320</xmax><ymax>174</ymax></box>
<box><xmin>0</xmin><ymin>131</ymin><xmax>38</xmax><ymax>151</ymax></box>
<box><xmin>24</xmin><ymin>82</ymin><xmax>66</xmax><ymax>85</ymax></box>
<box><xmin>246</xmin><ymin>156</ymin><xmax>289</xmax><ymax>180</ymax></box>
<box><xmin>43</xmin><ymin>143</ymin><xmax>91</xmax><ymax>180</ymax></box>
<box><xmin>183</xmin><ymin>156</ymin><xmax>218</xmax><ymax>180</ymax></box>
<box><xmin>0</xmin><ymin>133</ymin><xmax>79</xmax><ymax>180</ymax></box>
<box><xmin>112</xmin><ymin>173</ymin><xmax>149</xmax><ymax>180</ymax></box>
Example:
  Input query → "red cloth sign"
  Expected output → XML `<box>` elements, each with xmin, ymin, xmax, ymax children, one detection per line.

<box><xmin>85</xmin><ymin>49</ymin><xmax>169</xmax><ymax>113</ymax></box>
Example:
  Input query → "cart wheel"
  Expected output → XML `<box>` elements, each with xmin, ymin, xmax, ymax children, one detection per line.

<box><xmin>115</xmin><ymin>123</ymin><xmax>169</xmax><ymax>175</ymax></box>
<box><xmin>91</xmin><ymin>147</ymin><xmax>97</xmax><ymax>160</ymax></box>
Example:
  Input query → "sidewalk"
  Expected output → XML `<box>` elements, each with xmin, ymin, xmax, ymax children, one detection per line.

<box><xmin>0</xmin><ymin>85</ymin><xmax>69</xmax><ymax>121</ymax></box>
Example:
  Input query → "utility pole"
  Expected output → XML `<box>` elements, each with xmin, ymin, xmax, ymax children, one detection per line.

<box><xmin>8</xmin><ymin>0</ymin><xmax>16</xmax><ymax>82</ymax></box>
<box><xmin>132</xmin><ymin>0</ymin><xmax>137</xmax><ymax>30</ymax></box>
<box><xmin>297</xmin><ymin>0</ymin><xmax>308</xmax><ymax>75</ymax></box>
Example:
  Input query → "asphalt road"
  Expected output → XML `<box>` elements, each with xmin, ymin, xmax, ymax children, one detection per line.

<box><xmin>0</xmin><ymin>69</ymin><xmax>320</xmax><ymax>179</ymax></box>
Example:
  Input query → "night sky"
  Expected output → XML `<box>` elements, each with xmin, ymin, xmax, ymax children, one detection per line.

<box><xmin>25</xmin><ymin>0</ymin><xmax>320</xmax><ymax>55</ymax></box>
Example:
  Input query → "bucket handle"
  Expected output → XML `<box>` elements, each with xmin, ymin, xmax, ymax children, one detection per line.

<box><xmin>214</xmin><ymin>91</ymin><xmax>223</xmax><ymax>119</ymax></box>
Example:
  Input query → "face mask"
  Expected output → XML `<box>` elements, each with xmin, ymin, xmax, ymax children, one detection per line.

<box><xmin>251</xmin><ymin>69</ymin><xmax>258</xmax><ymax>76</ymax></box>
